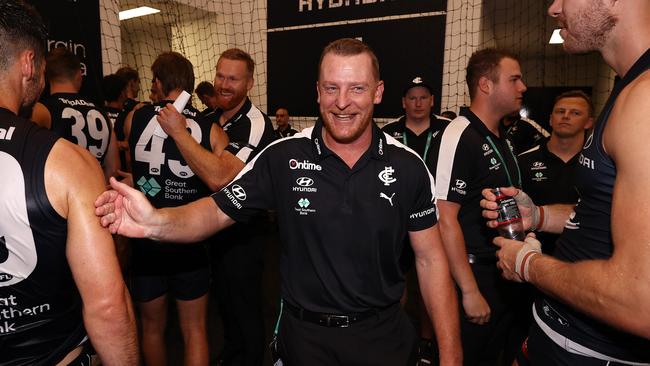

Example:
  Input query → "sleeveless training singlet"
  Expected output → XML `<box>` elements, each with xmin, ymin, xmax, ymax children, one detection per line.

<box><xmin>536</xmin><ymin>49</ymin><xmax>650</xmax><ymax>363</ymax></box>
<box><xmin>42</xmin><ymin>92</ymin><xmax>113</xmax><ymax>166</ymax></box>
<box><xmin>0</xmin><ymin>108</ymin><xmax>86</xmax><ymax>365</ymax></box>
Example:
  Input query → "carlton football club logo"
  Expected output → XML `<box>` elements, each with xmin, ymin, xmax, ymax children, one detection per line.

<box><xmin>378</xmin><ymin>166</ymin><xmax>397</xmax><ymax>186</ymax></box>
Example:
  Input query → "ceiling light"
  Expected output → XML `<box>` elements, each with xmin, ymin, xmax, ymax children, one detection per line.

<box><xmin>119</xmin><ymin>6</ymin><xmax>160</xmax><ymax>21</ymax></box>
<box><xmin>549</xmin><ymin>28</ymin><xmax>564</xmax><ymax>44</ymax></box>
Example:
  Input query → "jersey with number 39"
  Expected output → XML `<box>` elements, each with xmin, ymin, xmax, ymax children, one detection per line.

<box><xmin>129</xmin><ymin>101</ymin><xmax>213</xmax><ymax>209</ymax></box>
<box><xmin>42</xmin><ymin>92</ymin><xmax>113</xmax><ymax>167</ymax></box>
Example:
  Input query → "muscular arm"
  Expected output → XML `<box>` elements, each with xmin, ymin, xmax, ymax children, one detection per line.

<box><xmin>46</xmin><ymin>141</ymin><xmax>138</xmax><ymax>364</ymax></box>
<box><xmin>410</xmin><ymin>225</ymin><xmax>462</xmax><ymax>365</ymax></box>
<box><xmin>158</xmin><ymin>104</ymin><xmax>244</xmax><ymax>191</ymax></box>
<box><xmin>512</xmin><ymin>75</ymin><xmax>650</xmax><ymax>338</ymax></box>
<box><xmin>96</xmin><ymin>177</ymin><xmax>235</xmax><ymax>243</ymax></box>
<box><xmin>437</xmin><ymin>200</ymin><xmax>490</xmax><ymax>324</ymax></box>
<box><xmin>30</xmin><ymin>102</ymin><xmax>51</xmax><ymax>129</ymax></box>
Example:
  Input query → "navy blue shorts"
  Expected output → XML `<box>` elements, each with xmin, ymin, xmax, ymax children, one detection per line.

<box><xmin>130</xmin><ymin>266</ymin><xmax>210</xmax><ymax>302</ymax></box>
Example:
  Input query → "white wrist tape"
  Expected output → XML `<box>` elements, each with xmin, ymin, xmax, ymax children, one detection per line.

<box><xmin>515</xmin><ymin>236</ymin><xmax>542</xmax><ymax>282</ymax></box>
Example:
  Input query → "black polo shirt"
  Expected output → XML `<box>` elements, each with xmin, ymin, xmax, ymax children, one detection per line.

<box><xmin>212</xmin><ymin>119</ymin><xmax>437</xmax><ymax>314</ymax></box>
<box><xmin>518</xmin><ymin>143</ymin><xmax>579</xmax><ymax>206</ymax></box>
<box><xmin>432</xmin><ymin>109</ymin><xmax>521</xmax><ymax>256</ymax></box>
<box><xmin>207</xmin><ymin>97</ymin><xmax>276</xmax><ymax>163</ymax></box>
<box><xmin>518</xmin><ymin>143</ymin><xmax>579</xmax><ymax>253</ymax></box>
<box><xmin>504</xmin><ymin>117</ymin><xmax>549</xmax><ymax>155</ymax></box>
<box><xmin>382</xmin><ymin>115</ymin><xmax>450</xmax><ymax>164</ymax></box>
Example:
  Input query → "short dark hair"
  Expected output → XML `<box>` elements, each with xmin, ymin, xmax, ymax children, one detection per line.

<box><xmin>441</xmin><ymin>110</ymin><xmax>457</xmax><ymax>120</ymax></box>
<box><xmin>102</xmin><ymin>74</ymin><xmax>127</xmax><ymax>102</ymax></box>
<box><xmin>116</xmin><ymin>66</ymin><xmax>140</xmax><ymax>83</ymax></box>
<box><xmin>553</xmin><ymin>90</ymin><xmax>594</xmax><ymax>117</ymax></box>
<box><xmin>466</xmin><ymin>48</ymin><xmax>519</xmax><ymax>100</ymax></box>
<box><xmin>46</xmin><ymin>47</ymin><xmax>81</xmax><ymax>82</ymax></box>
<box><xmin>219</xmin><ymin>48</ymin><xmax>255</xmax><ymax>76</ymax></box>
<box><xmin>195</xmin><ymin>81</ymin><xmax>215</xmax><ymax>97</ymax></box>
<box><xmin>319</xmin><ymin>38</ymin><xmax>380</xmax><ymax>81</ymax></box>
<box><xmin>0</xmin><ymin>1</ymin><xmax>47</xmax><ymax>72</ymax></box>
<box><xmin>151</xmin><ymin>52</ymin><xmax>195</xmax><ymax>97</ymax></box>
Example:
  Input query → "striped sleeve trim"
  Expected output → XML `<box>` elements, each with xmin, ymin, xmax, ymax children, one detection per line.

<box><xmin>522</xmin><ymin>117</ymin><xmax>550</xmax><ymax>138</ymax></box>
<box><xmin>435</xmin><ymin>116</ymin><xmax>470</xmax><ymax>201</ymax></box>
<box><xmin>518</xmin><ymin>144</ymin><xmax>541</xmax><ymax>157</ymax></box>
<box><xmin>236</xmin><ymin>105</ymin><xmax>268</xmax><ymax>163</ymax></box>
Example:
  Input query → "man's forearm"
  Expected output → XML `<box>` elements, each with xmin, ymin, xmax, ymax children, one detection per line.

<box><xmin>537</xmin><ymin>203</ymin><xmax>574</xmax><ymax>234</ymax></box>
<box><xmin>438</xmin><ymin>217</ymin><xmax>479</xmax><ymax>294</ymax></box>
<box><xmin>170</xmin><ymin>129</ymin><xmax>240</xmax><ymax>191</ymax></box>
<box><xmin>84</xmin><ymin>286</ymin><xmax>138</xmax><ymax>365</ymax></box>
<box><xmin>528</xmin><ymin>254</ymin><xmax>650</xmax><ymax>338</ymax></box>
<box><xmin>150</xmin><ymin>197</ymin><xmax>233</xmax><ymax>243</ymax></box>
<box><xmin>416</xmin><ymin>258</ymin><xmax>462</xmax><ymax>365</ymax></box>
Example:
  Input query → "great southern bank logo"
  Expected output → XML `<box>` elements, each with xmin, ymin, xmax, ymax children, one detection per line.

<box><xmin>137</xmin><ymin>176</ymin><xmax>162</xmax><ymax>197</ymax></box>
<box><xmin>289</xmin><ymin>159</ymin><xmax>322</xmax><ymax>171</ymax></box>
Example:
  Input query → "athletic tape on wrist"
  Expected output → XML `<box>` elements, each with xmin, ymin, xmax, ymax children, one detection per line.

<box><xmin>515</xmin><ymin>237</ymin><xmax>542</xmax><ymax>282</ymax></box>
<box><xmin>514</xmin><ymin>190</ymin><xmax>539</xmax><ymax>232</ymax></box>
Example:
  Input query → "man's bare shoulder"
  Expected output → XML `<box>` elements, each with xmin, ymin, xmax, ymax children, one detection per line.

<box><xmin>45</xmin><ymin>139</ymin><xmax>106</xmax><ymax>218</ymax></box>
<box><xmin>604</xmin><ymin>70</ymin><xmax>650</xmax><ymax>159</ymax></box>
<box><xmin>30</xmin><ymin>102</ymin><xmax>51</xmax><ymax>129</ymax></box>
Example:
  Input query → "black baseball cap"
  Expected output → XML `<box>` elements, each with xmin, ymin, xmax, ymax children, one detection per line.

<box><xmin>403</xmin><ymin>76</ymin><xmax>433</xmax><ymax>96</ymax></box>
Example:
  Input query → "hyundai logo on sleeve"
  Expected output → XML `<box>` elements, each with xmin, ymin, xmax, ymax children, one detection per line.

<box><xmin>231</xmin><ymin>184</ymin><xmax>247</xmax><ymax>201</ymax></box>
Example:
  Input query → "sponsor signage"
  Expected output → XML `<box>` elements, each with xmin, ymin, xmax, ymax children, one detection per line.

<box><xmin>268</xmin><ymin>15</ymin><xmax>446</xmax><ymax>118</ymax></box>
<box><xmin>27</xmin><ymin>0</ymin><xmax>103</xmax><ymax>103</ymax></box>
<box><xmin>268</xmin><ymin>0</ymin><xmax>446</xmax><ymax>28</ymax></box>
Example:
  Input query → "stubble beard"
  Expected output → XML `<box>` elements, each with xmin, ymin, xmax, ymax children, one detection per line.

<box><xmin>561</xmin><ymin>2</ymin><xmax>617</xmax><ymax>54</ymax></box>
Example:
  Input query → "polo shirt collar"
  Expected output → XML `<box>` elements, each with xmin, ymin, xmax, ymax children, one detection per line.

<box><xmin>217</xmin><ymin>97</ymin><xmax>252</xmax><ymax>129</ymax></box>
<box><xmin>311</xmin><ymin>118</ymin><xmax>389</xmax><ymax>162</ymax></box>
<box><xmin>542</xmin><ymin>142</ymin><xmax>581</xmax><ymax>164</ymax></box>
<box><xmin>461</xmin><ymin>108</ymin><xmax>505</xmax><ymax>140</ymax></box>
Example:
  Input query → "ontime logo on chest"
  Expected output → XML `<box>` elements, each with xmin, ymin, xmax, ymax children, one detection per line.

<box><xmin>289</xmin><ymin>158</ymin><xmax>322</xmax><ymax>171</ymax></box>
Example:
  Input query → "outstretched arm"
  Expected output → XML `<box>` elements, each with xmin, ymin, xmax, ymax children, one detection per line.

<box><xmin>46</xmin><ymin>140</ymin><xmax>138</xmax><ymax>364</ymax></box>
<box><xmin>410</xmin><ymin>225</ymin><xmax>462</xmax><ymax>366</ymax></box>
<box><xmin>157</xmin><ymin>105</ymin><xmax>244</xmax><ymax>191</ymax></box>
<box><xmin>95</xmin><ymin>177</ymin><xmax>234</xmax><ymax>242</ymax></box>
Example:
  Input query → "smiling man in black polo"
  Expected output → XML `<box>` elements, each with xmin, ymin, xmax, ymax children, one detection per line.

<box><xmin>96</xmin><ymin>38</ymin><xmax>461</xmax><ymax>366</ymax></box>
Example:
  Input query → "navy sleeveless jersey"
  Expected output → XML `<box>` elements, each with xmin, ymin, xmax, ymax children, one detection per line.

<box><xmin>536</xmin><ymin>49</ymin><xmax>650</xmax><ymax>362</ymax></box>
<box><xmin>0</xmin><ymin>108</ymin><xmax>86</xmax><ymax>365</ymax></box>
<box><xmin>41</xmin><ymin>93</ymin><xmax>113</xmax><ymax>167</ymax></box>
<box><xmin>128</xmin><ymin>101</ymin><xmax>213</xmax><ymax>274</ymax></box>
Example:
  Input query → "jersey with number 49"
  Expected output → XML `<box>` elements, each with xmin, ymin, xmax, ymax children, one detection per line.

<box><xmin>129</xmin><ymin>101</ymin><xmax>213</xmax><ymax>209</ymax></box>
<box><xmin>42</xmin><ymin>92</ymin><xmax>113</xmax><ymax>167</ymax></box>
